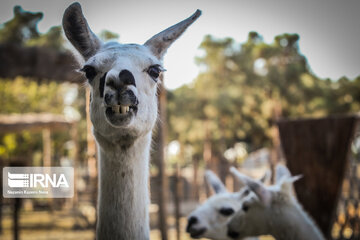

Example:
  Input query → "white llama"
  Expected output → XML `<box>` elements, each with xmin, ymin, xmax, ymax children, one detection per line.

<box><xmin>186</xmin><ymin>170</ymin><xmax>270</xmax><ymax>240</ymax></box>
<box><xmin>62</xmin><ymin>3</ymin><xmax>201</xmax><ymax>239</ymax></box>
<box><xmin>227</xmin><ymin>165</ymin><xmax>325</xmax><ymax>240</ymax></box>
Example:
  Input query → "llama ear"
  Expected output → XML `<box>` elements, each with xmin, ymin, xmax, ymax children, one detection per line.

<box><xmin>229</xmin><ymin>167</ymin><xmax>246</xmax><ymax>189</ymax></box>
<box><xmin>144</xmin><ymin>9</ymin><xmax>201</xmax><ymax>59</ymax></box>
<box><xmin>62</xmin><ymin>2</ymin><xmax>102</xmax><ymax>60</ymax></box>
<box><xmin>230</xmin><ymin>167</ymin><xmax>272</xmax><ymax>206</ymax></box>
<box><xmin>280</xmin><ymin>175</ymin><xmax>302</xmax><ymax>194</ymax></box>
<box><xmin>260</xmin><ymin>169</ymin><xmax>271</xmax><ymax>184</ymax></box>
<box><xmin>205</xmin><ymin>170</ymin><xmax>227</xmax><ymax>194</ymax></box>
<box><xmin>275</xmin><ymin>164</ymin><xmax>291</xmax><ymax>184</ymax></box>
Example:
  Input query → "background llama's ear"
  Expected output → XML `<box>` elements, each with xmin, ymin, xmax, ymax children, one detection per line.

<box><xmin>230</xmin><ymin>167</ymin><xmax>272</xmax><ymax>206</ymax></box>
<box><xmin>259</xmin><ymin>169</ymin><xmax>271</xmax><ymax>184</ymax></box>
<box><xmin>205</xmin><ymin>170</ymin><xmax>227</xmax><ymax>194</ymax></box>
<box><xmin>275</xmin><ymin>164</ymin><xmax>291</xmax><ymax>184</ymax></box>
<box><xmin>229</xmin><ymin>167</ymin><xmax>246</xmax><ymax>189</ymax></box>
<box><xmin>280</xmin><ymin>175</ymin><xmax>302</xmax><ymax>194</ymax></box>
<box><xmin>62</xmin><ymin>2</ymin><xmax>102</xmax><ymax>60</ymax></box>
<box><xmin>144</xmin><ymin>9</ymin><xmax>201</xmax><ymax>59</ymax></box>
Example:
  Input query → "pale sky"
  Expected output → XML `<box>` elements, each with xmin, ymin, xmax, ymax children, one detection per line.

<box><xmin>1</xmin><ymin>0</ymin><xmax>359</xmax><ymax>89</ymax></box>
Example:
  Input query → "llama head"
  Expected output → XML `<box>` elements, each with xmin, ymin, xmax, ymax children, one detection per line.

<box><xmin>186</xmin><ymin>169</ymin><xmax>270</xmax><ymax>240</ymax></box>
<box><xmin>62</xmin><ymin>3</ymin><xmax>201</xmax><ymax>145</ymax></box>
<box><xmin>227</xmin><ymin>165</ymin><xmax>302</xmax><ymax>239</ymax></box>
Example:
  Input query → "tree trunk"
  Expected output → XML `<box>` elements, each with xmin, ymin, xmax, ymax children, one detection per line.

<box><xmin>155</xmin><ymin>76</ymin><xmax>168</xmax><ymax>240</ymax></box>
<box><xmin>203</xmin><ymin>121</ymin><xmax>212</xmax><ymax>198</ymax></box>
<box><xmin>192</xmin><ymin>157</ymin><xmax>200</xmax><ymax>200</ymax></box>
<box><xmin>174</xmin><ymin>163</ymin><xmax>182</xmax><ymax>240</ymax></box>
<box><xmin>70</xmin><ymin>124</ymin><xmax>79</xmax><ymax>208</ymax></box>
<box><xmin>0</xmin><ymin>158</ymin><xmax>3</xmax><ymax>234</ymax></box>
<box><xmin>42</xmin><ymin>128</ymin><xmax>51</xmax><ymax>167</ymax></box>
<box><xmin>278</xmin><ymin>115</ymin><xmax>357</xmax><ymax>238</ymax></box>
<box><xmin>85</xmin><ymin>89</ymin><xmax>98</xmax><ymax>235</ymax></box>
<box><xmin>13</xmin><ymin>198</ymin><xmax>21</xmax><ymax>240</ymax></box>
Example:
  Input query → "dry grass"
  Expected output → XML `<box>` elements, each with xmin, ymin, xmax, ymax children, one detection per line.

<box><xmin>0</xmin><ymin>209</ymin><xmax>274</xmax><ymax>240</ymax></box>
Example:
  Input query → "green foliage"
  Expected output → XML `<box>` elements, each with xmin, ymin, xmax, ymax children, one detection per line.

<box><xmin>0</xmin><ymin>6</ymin><xmax>65</xmax><ymax>51</ymax></box>
<box><xmin>0</xmin><ymin>77</ymin><xmax>89</xmax><ymax>163</ymax></box>
<box><xmin>27</xmin><ymin>26</ymin><xmax>65</xmax><ymax>50</ymax></box>
<box><xmin>1</xmin><ymin>4</ymin><xmax>360</xmax><ymax>172</ymax></box>
<box><xmin>0</xmin><ymin>77</ymin><xmax>64</xmax><ymax>114</ymax></box>
<box><xmin>0</xmin><ymin>77</ymin><xmax>65</xmax><ymax>159</ymax></box>
<box><xmin>167</xmin><ymin>32</ymin><xmax>360</xmax><ymax>167</ymax></box>
<box><xmin>99</xmin><ymin>30</ymin><xmax>119</xmax><ymax>41</ymax></box>
<box><xmin>0</xmin><ymin>5</ymin><xmax>101</xmax><ymax>164</ymax></box>
<box><xmin>0</xmin><ymin>6</ymin><xmax>43</xmax><ymax>44</ymax></box>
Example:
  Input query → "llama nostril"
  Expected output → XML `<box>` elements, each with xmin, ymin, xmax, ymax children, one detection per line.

<box><xmin>186</xmin><ymin>216</ymin><xmax>198</xmax><ymax>232</ymax></box>
<box><xmin>117</xmin><ymin>90</ymin><xmax>138</xmax><ymax>106</ymax></box>
<box><xmin>227</xmin><ymin>229</ymin><xmax>240</xmax><ymax>239</ymax></box>
<box><xmin>189</xmin><ymin>216</ymin><xmax>198</xmax><ymax>225</ymax></box>
<box><xmin>119</xmin><ymin>69</ymin><xmax>136</xmax><ymax>86</ymax></box>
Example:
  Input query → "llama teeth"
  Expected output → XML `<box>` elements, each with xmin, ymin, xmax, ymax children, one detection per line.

<box><xmin>119</xmin><ymin>106</ymin><xmax>130</xmax><ymax>114</ymax></box>
<box><xmin>112</xmin><ymin>105</ymin><xmax>120</xmax><ymax>113</ymax></box>
<box><xmin>120</xmin><ymin>106</ymin><xmax>126</xmax><ymax>114</ymax></box>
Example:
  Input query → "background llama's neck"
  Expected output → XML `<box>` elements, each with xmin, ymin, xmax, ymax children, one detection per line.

<box><xmin>96</xmin><ymin>132</ymin><xmax>152</xmax><ymax>240</ymax></box>
<box><xmin>268</xmin><ymin>202</ymin><xmax>325</xmax><ymax>240</ymax></box>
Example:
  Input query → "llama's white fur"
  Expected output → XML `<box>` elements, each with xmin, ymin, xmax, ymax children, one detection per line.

<box><xmin>186</xmin><ymin>170</ymin><xmax>270</xmax><ymax>240</ymax></box>
<box><xmin>62</xmin><ymin>3</ymin><xmax>200</xmax><ymax>239</ymax></box>
<box><xmin>227</xmin><ymin>165</ymin><xmax>325</xmax><ymax>240</ymax></box>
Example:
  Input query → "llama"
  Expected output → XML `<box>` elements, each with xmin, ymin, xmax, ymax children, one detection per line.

<box><xmin>227</xmin><ymin>165</ymin><xmax>325</xmax><ymax>240</ymax></box>
<box><xmin>62</xmin><ymin>3</ymin><xmax>201</xmax><ymax>239</ymax></box>
<box><xmin>186</xmin><ymin>169</ymin><xmax>270</xmax><ymax>240</ymax></box>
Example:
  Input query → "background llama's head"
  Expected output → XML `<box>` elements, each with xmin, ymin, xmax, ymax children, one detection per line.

<box><xmin>227</xmin><ymin>165</ymin><xmax>301</xmax><ymax>239</ymax></box>
<box><xmin>62</xmin><ymin>3</ymin><xmax>201</xmax><ymax>144</ymax></box>
<box><xmin>186</xmin><ymin>169</ymin><xmax>270</xmax><ymax>240</ymax></box>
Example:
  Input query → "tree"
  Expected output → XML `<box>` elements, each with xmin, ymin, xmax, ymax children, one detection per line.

<box><xmin>167</xmin><ymin>32</ymin><xmax>358</xmax><ymax>175</ymax></box>
<box><xmin>0</xmin><ymin>6</ymin><xmax>43</xmax><ymax>45</ymax></box>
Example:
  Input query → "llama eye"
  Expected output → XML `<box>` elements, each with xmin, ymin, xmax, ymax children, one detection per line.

<box><xmin>81</xmin><ymin>65</ymin><xmax>97</xmax><ymax>81</ymax></box>
<box><xmin>243</xmin><ymin>189</ymin><xmax>250</xmax><ymax>196</ymax></box>
<box><xmin>219</xmin><ymin>207</ymin><xmax>234</xmax><ymax>216</ymax></box>
<box><xmin>242</xmin><ymin>204</ymin><xmax>249</xmax><ymax>212</ymax></box>
<box><xmin>146</xmin><ymin>65</ymin><xmax>164</xmax><ymax>82</ymax></box>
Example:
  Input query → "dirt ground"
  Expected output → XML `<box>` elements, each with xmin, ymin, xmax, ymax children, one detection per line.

<box><xmin>0</xmin><ymin>209</ymin><xmax>274</xmax><ymax>240</ymax></box>
<box><xmin>0</xmin><ymin>209</ymin><xmax>198</xmax><ymax>240</ymax></box>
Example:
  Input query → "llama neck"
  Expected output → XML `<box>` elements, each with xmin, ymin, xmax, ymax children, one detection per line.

<box><xmin>96</xmin><ymin>131</ymin><xmax>151</xmax><ymax>240</ymax></box>
<box><xmin>268</xmin><ymin>201</ymin><xmax>325</xmax><ymax>240</ymax></box>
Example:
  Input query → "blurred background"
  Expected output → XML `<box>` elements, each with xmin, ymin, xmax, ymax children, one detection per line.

<box><xmin>0</xmin><ymin>0</ymin><xmax>359</xmax><ymax>240</ymax></box>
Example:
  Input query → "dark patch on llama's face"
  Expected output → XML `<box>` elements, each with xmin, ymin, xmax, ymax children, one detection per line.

<box><xmin>219</xmin><ymin>207</ymin><xmax>235</xmax><ymax>216</ymax></box>
<box><xmin>99</xmin><ymin>72</ymin><xmax>107</xmax><ymax>98</ymax></box>
<box><xmin>81</xmin><ymin>65</ymin><xmax>97</xmax><ymax>82</ymax></box>
<box><xmin>119</xmin><ymin>69</ymin><xmax>136</xmax><ymax>87</ymax></box>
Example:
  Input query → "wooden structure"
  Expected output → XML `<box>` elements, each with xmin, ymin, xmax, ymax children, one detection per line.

<box><xmin>0</xmin><ymin>113</ymin><xmax>78</xmax><ymax>240</ymax></box>
<box><xmin>0</xmin><ymin>112</ymin><xmax>78</xmax><ymax>166</ymax></box>
<box><xmin>0</xmin><ymin>113</ymin><xmax>76</xmax><ymax>133</ymax></box>
<box><xmin>278</xmin><ymin>115</ymin><xmax>358</xmax><ymax>239</ymax></box>
<box><xmin>0</xmin><ymin>44</ymin><xmax>81</xmax><ymax>83</ymax></box>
